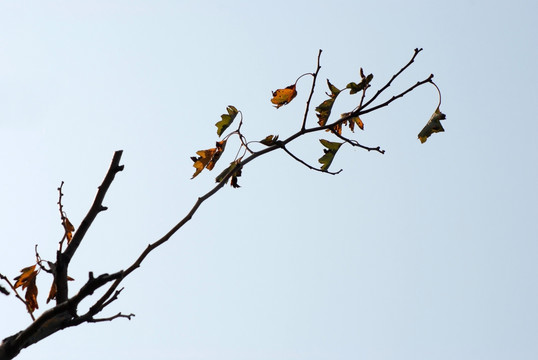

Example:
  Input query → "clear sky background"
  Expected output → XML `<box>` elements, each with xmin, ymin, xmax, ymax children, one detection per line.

<box><xmin>1</xmin><ymin>1</ymin><xmax>537</xmax><ymax>359</ymax></box>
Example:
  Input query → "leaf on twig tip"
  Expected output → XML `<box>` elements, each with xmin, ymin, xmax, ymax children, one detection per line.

<box><xmin>260</xmin><ymin>135</ymin><xmax>279</xmax><ymax>146</ymax></box>
<box><xmin>215</xmin><ymin>106</ymin><xmax>239</xmax><ymax>137</ymax></box>
<box><xmin>346</xmin><ymin>73</ymin><xmax>373</xmax><ymax>94</ymax></box>
<box><xmin>316</xmin><ymin>80</ymin><xmax>341</xmax><ymax>127</ymax></box>
<box><xmin>271</xmin><ymin>84</ymin><xmax>297</xmax><ymax>108</ymax></box>
<box><xmin>191</xmin><ymin>140</ymin><xmax>227</xmax><ymax>179</ymax></box>
<box><xmin>418</xmin><ymin>107</ymin><xmax>446</xmax><ymax>143</ymax></box>
<box><xmin>318</xmin><ymin>139</ymin><xmax>343</xmax><ymax>171</ymax></box>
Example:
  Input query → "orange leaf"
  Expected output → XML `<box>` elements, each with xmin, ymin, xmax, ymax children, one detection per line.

<box><xmin>191</xmin><ymin>140</ymin><xmax>227</xmax><ymax>179</ymax></box>
<box><xmin>13</xmin><ymin>265</ymin><xmax>37</xmax><ymax>289</ymax></box>
<box><xmin>206</xmin><ymin>140</ymin><xmax>226</xmax><ymax>171</ymax></box>
<box><xmin>191</xmin><ymin>148</ymin><xmax>217</xmax><ymax>179</ymax></box>
<box><xmin>271</xmin><ymin>84</ymin><xmax>297</xmax><ymax>108</ymax></box>
<box><xmin>63</xmin><ymin>217</ymin><xmax>75</xmax><ymax>243</ymax></box>
<box><xmin>25</xmin><ymin>276</ymin><xmax>39</xmax><ymax>313</ymax></box>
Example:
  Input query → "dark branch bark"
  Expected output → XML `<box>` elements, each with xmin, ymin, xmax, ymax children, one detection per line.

<box><xmin>55</xmin><ymin>151</ymin><xmax>124</xmax><ymax>304</ymax></box>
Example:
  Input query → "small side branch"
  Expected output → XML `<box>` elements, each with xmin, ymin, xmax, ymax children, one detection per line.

<box><xmin>0</xmin><ymin>273</ymin><xmax>35</xmax><ymax>321</ymax></box>
<box><xmin>55</xmin><ymin>151</ymin><xmax>124</xmax><ymax>304</ymax></box>
<box><xmin>280</xmin><ymin>143</ymin><xmax>342</xmax><ymax>175</ymax></box>
<box><xmin>88</xmin><ymin>312</ymin><xmax>135</xmax><ymax>323</ymax></box>
<box><xmin>358</xmin><ymin>74</ymin><xmax>434</xmax><ymax>116</ymax></box>
<box><xmin>331</xmin><ymin>132</ymin><xmax>385</xmax><ymax>154</ymax></box>
<box><xmin>361</xmin><ymin>47</ymin><xmax>423</xmax><ymax>110</ymax></box>
<box><xmin>301</xmin><ymin>49</ymin><xmax>322</xmax><ymax>131</ymax></box>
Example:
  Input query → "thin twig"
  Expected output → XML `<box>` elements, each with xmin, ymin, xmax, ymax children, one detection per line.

<box><xmin>301</xmin><ymin>49</ymin><xmax>322</xmax><ymax>131</ymax></box>
<box><xmin>279</xmin><ymin>143</ymin><xmax>342</xmax><ymax>175</ymax></box>
<box><xmin>361</xmin><ymin>48</ymin><xmax>423</xmax><ymax>110</ymax></box>
<box><xmin>57</xmin><ymin>182</ymin><xmax>67</xmax><ymax>252</ymax></box>
<box><xmin>331</xmin><ymin>131</ymin><xmax>385</xmax><ymax>154</ymax></box>
<box><xmin>88</xmin><ymin>312</ymin><xmax>135</xmax><ymax>323</ymax></box>
<box><xmin>0</xmin><ymin>273</ymin><xmax>35</xmax><ymax>321</ymax></box>
<box><xmin>358</xmin><ymin>74</ymin><xmax>434</xmax><ymax>116</ymax></box>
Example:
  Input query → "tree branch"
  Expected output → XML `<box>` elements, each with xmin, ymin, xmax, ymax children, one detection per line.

<box><xmin>279</xmin><ymin>143</ymin><xmax>342</xmax><ymax>175</ymax></box>
<box><xmin>301</xmin><ymin>49</ymin><xmax>322</xmax><ymax>131</ymax></box>
<box><xmin>358</xmin><ymin>74</ymin><xmax>434</xmax><ymax>116</ymax></box>
<box><xmin>55</xmin><ymin>151</ymin><xmax>124</xmax><ymax>304</ymax></box>
<box><xmin>1</xmin><ymin>49</ymin><xmax>444</xmax><ymax>359</ymax></box>
<box><xmin>87</xmin><ymin>312</ymin><xmax>135</xmax><ymax>323</ymax></box>
<box><xmin>361</xmin><ymin>47</ymin><xmax>423</xmax><ymax>110</ymax></box>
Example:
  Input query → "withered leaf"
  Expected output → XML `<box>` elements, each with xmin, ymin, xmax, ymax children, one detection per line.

<box><xmin>318</xmin><ymin>139</ymin><xmax>343</xmax><ymax>171</ymax></box>
<box><xmin>346</xmin><ymin>73</ymin><xmax>373</xmax><ymax>94</ymax></box>
<box><xmin>191</xmin><ymin>140</ymin><xmax>227</xmax><ymax>178</ymax></box>
<box><xmin>47</xmin><ymin>275</ymin><xmax>74</xmax><ymax>304</ymax></box>
<box><xmin>418</xmin><ymin>107</ymin><xmax>446</xmax><ymax>143</ymax></box>
<box><xmin>25</xmin><ymin>276</ymin><xmax>38</xmax><ymax>313</ymax></box>
<box><xmin>341</xmin><ymin>112</ymin><xmax>365</xmax><ymax>132</ymax></box>
<box><xmin>14</xmin><ymin>265</ymin><xmax>37</xmax><ymax>289</ymax></box>
<box><xmin>215</xmin><ymin>160</ymin><xmax>242</xmax><ymax>188</ymax></box>
<box><xmin>316</xmin><ymin>80</ymin><xmax>341</xmax><ymax>127</ymax></box>
<box><xmin>63</xmin><ymin>217</ymin><xmax>75</xmax><ymax>243</ymax></box>
<box><xmin>271</xmin><ymin>84</ymin><xmax>297</xmax><ymax>108</ymax></box>
<box><xmin>260</xmin><ymin>135</ymin><xmax>279</xmax><ymax>146</ymax></box>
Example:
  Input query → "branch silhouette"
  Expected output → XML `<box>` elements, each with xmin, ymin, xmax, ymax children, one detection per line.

<box><xmin>0</xmin><ymin>48</ymin><xmax>445</xmax><ymax>359</ymax></box>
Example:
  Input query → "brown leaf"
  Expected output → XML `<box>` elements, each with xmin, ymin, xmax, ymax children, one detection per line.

<box><xmin>63</xmin><ymin>217</ymin><xmax>75</xmax><ymax>243</ymax></box>
<box><xmin>13</xmin><ymin>265</ymin><xmax>37</xmax><ymax>289</ymax></box>
<box><xmin>191</xmin><ymin>140</ymin><xmax>227</xmax><ymax>179</ymax></box>
<box><xmin>25</xmin><ymin>276</ymin><xmax>38</xmax><ymax>313</ymax></box>
<box><xmin>418</xmin><ymin>107</ymin><xmax>446</xmax><ymax>143</ymax></box>
<box><xmin>271</xmin><ymin>84</ymin><xmax>297</xmax><ymax>108</ymax></box>
<box><xmin>47</xmin><ymin>276</ymin><xmax>74</xmax><ymax>304</ymax></box>
<box><xmin>191</xmin><ymin>148</ymin><xmax>217</xmax><ymax>179</ymax></box>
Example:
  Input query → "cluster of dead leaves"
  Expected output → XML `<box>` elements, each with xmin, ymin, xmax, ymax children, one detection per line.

<box><xmin>12</xmin><ymin>263</ymin><xmax>75</xmax><ymax>315</ymax></box>
<box><xmin>13</xmin><ymin>265</ymin><xmax>39</xmax><ymax>313</ymax></box>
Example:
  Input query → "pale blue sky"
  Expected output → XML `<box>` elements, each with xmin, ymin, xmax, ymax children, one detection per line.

<box><xmin>1</xmin><ymin>1</ymin><xmax>537</xmax><ymax>359</ymax></box>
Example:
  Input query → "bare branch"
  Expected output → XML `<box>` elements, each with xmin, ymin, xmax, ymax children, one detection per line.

<box><xmin>88</xmin><ymin>312</ymin><xmax>135</xmax><ymax>323</ymax></box>
<box><xmin>55</xmin><ymin>150</ymin><xmax>124</xmax><ymax>304</ymax></box>
<box><xmin>361</xmin><ymin>47</ymin><xmax>423</xmax><ymax>110</ymax></box>
<box><xmin>331</xmin><ymin>131</ymin><xmax>385</xmax><ymax>154</ymax></box>
<box><xmin>301</xmin><ymin>49</ymin><xmax>322</xmax><ymax>131</ymax></box>
<box><xmin>358</xmin><ymin>74</ymin><xmax>434</xmax><ymax>116</ymax></box>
